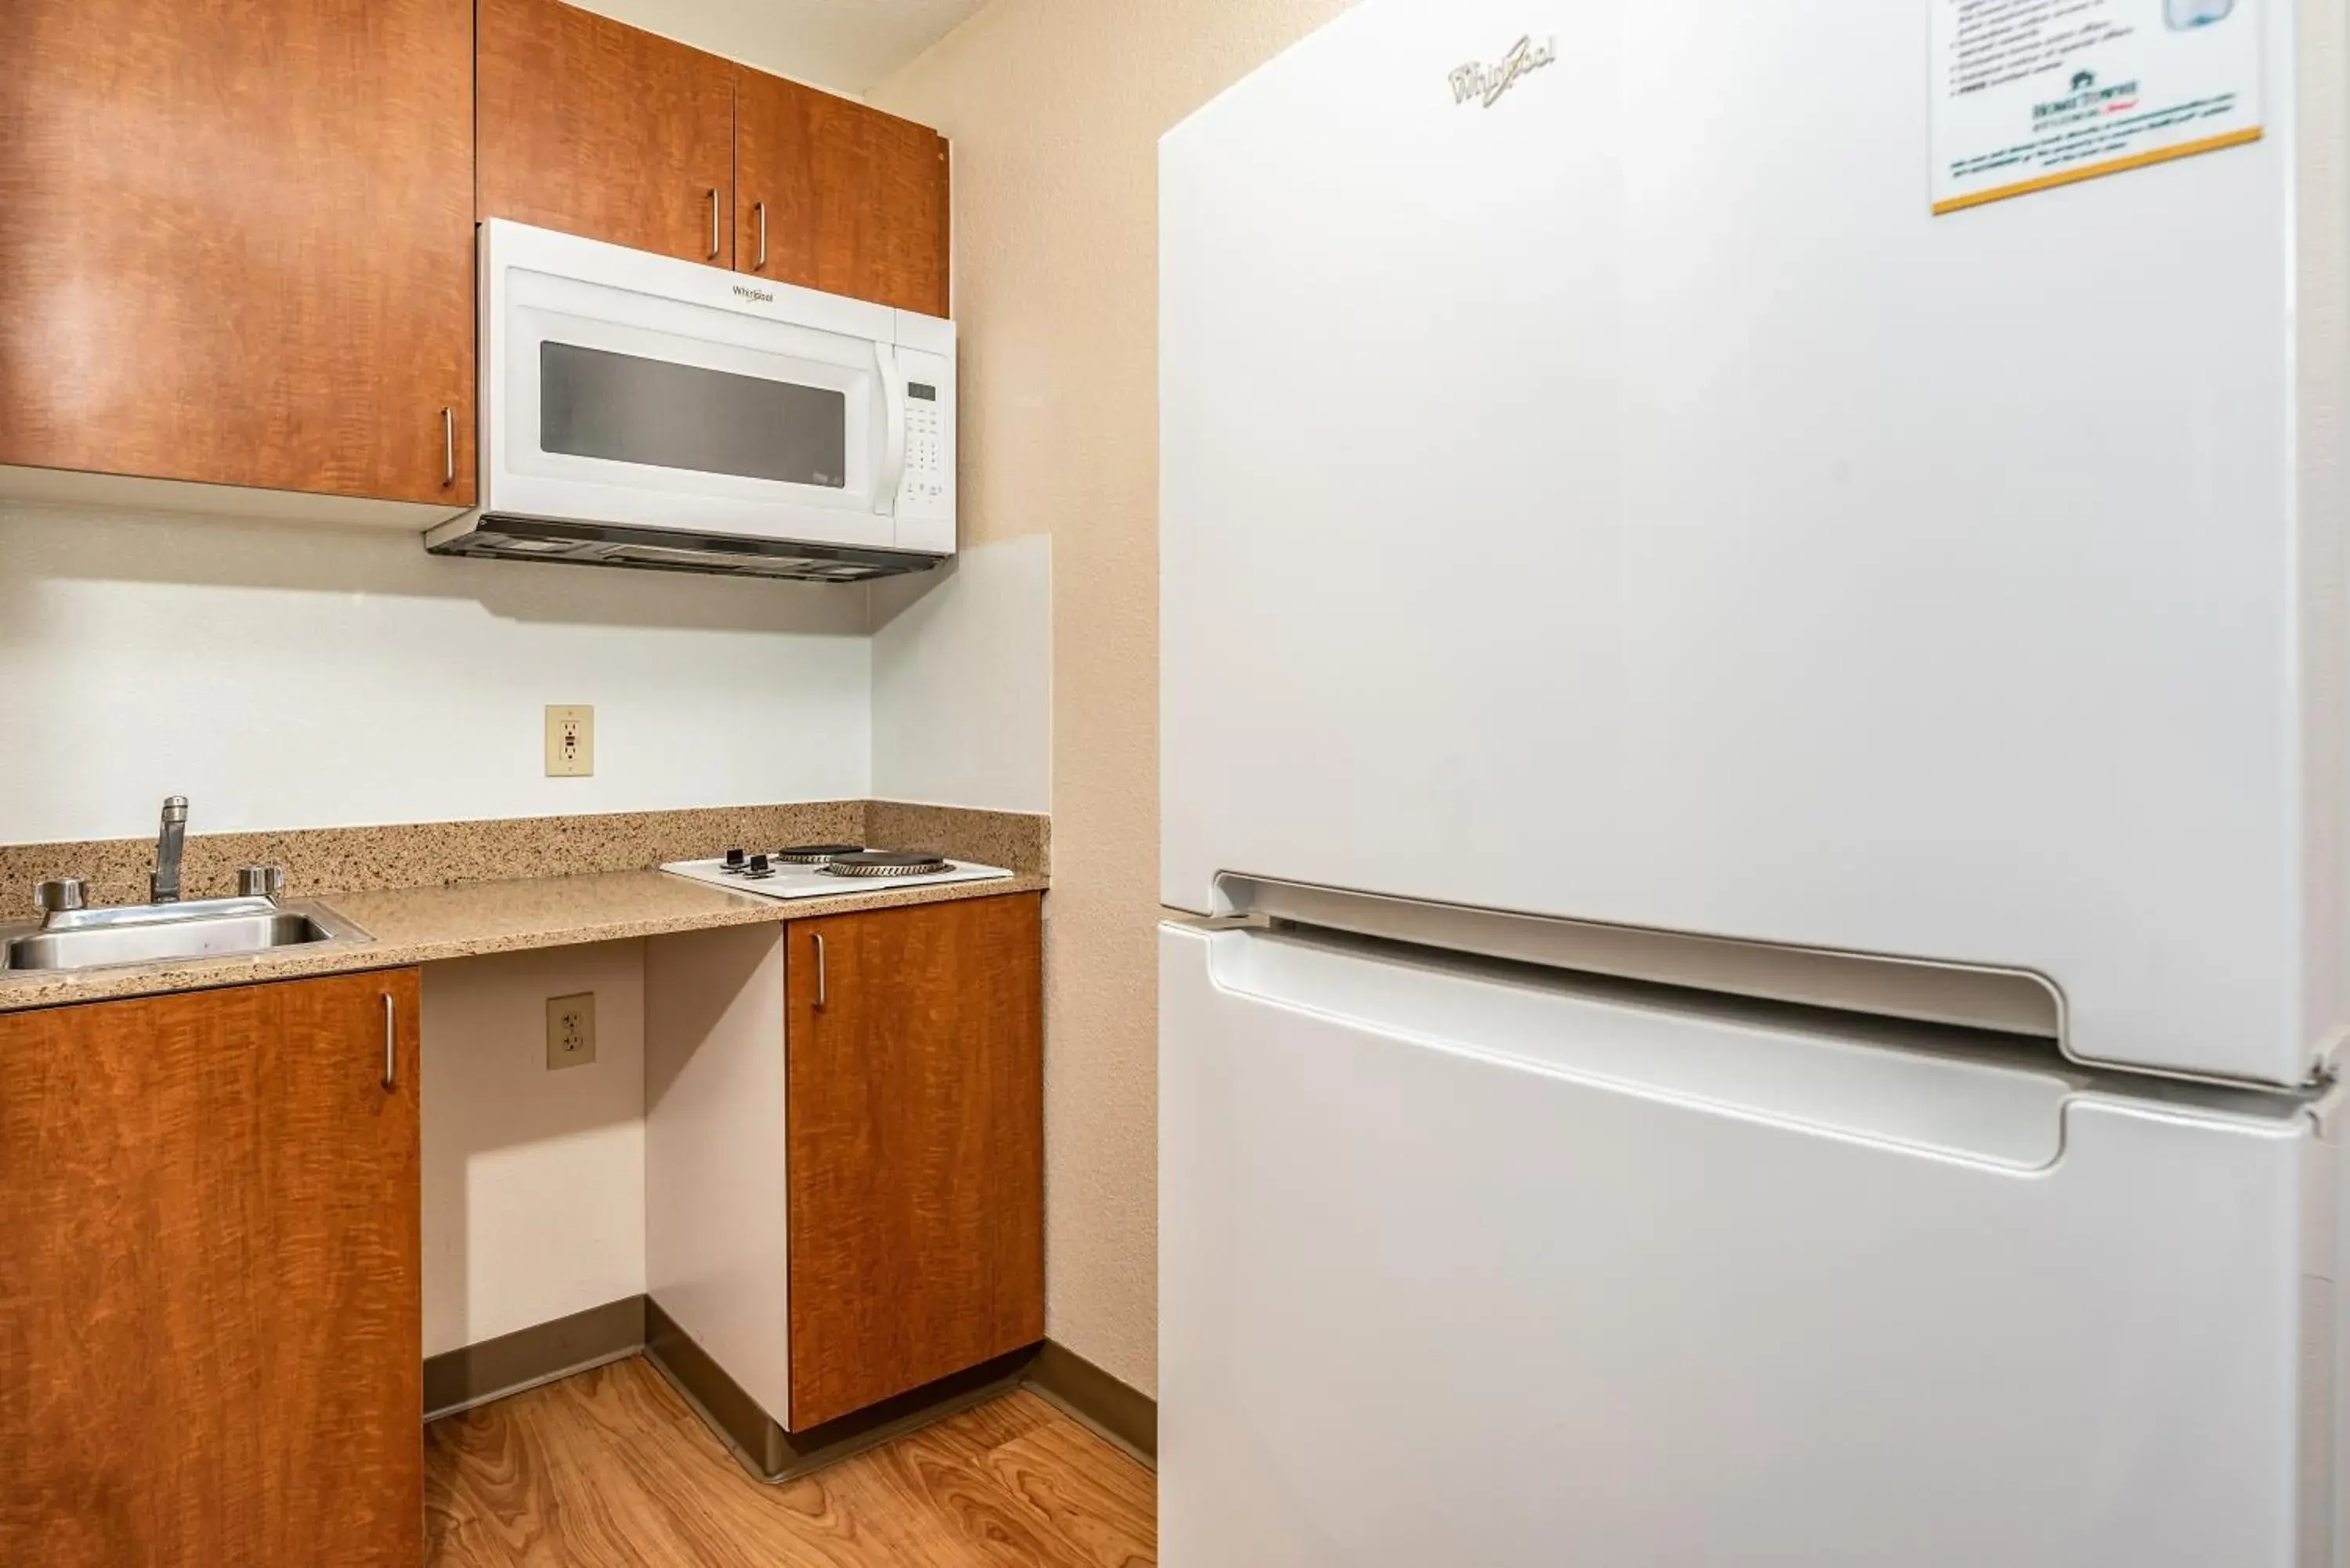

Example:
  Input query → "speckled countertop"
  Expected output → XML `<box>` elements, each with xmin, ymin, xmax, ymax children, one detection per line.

<box><xmin>0</xmin><ymin>800</ymin><xmax>1049</xmax><ymax>1012</ymax></box>
<box><xmin>0</xmin><ymin>866</ymin><xmax>1047</xmax><ymax>1014</ymax></box>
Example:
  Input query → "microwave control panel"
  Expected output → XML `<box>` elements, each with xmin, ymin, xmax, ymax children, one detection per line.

<box><xmin>894</xmin><ymin>343</ymin><xmax>955</xmax><ymax>552</ymax></box>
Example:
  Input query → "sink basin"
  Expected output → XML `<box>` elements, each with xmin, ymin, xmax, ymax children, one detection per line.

<box><xmin>0</xmin><ymin>896</ymin><xmax>371</xmax><ymax>973</ymax></box>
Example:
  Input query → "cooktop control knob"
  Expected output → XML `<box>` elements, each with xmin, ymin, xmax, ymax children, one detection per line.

<box><xmin>748</xmin><ymin>854</ymin><xmax>772</xmax><ymax>873</ymax></box>
<box><xmin>724</xmin><ymin>847</ymin><xmax>746</xmax><ymax>867</ymax></box>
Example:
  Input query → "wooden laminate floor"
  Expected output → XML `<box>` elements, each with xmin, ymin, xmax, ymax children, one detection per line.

<box><xmin>425</xmin><ymin>1356</ymin><xmax>1156</xmax><ymax>1567</ymax></box>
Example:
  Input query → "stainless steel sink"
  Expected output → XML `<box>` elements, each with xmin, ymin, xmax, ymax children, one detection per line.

<box><xmin>0</xmin><ymin>896</ymin><xmax>371</xmax><ymax>973</ymax></box>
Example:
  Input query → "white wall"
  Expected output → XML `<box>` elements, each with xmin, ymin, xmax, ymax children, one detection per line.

<box><xmin>421</xmin><ymin>941</ymin><xmax>649</xmax><ymax>1357</ymax></box>
<box><xmin>871</xmin><ymin>534</ymin><xmax>1051</xmax><ymax>811</ymax></box>
<box><xmin>563</xmin><ymin>0</ymin><xmax>982</xmax><ymax>96</ymax></box>
<box><xmin>0</xmin><ymin>504</ymin><xmax>873</xmax><ymax>843</ymax></box>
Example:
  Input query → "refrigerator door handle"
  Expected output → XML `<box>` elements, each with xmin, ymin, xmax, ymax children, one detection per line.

<box><xmin>1194</xmin><ymin>923</ymin><xmax>2094</xmax><ymax>1171</ymax></box>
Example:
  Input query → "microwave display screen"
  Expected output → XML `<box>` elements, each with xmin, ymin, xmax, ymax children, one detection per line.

<box><xmin>908</xmin><ymin>383</ymin><xmax>937</xmax><ymax>401</ymax></box>
<box><xmin>540</xmin><ymin>341</ymin><xmax>847</xmax><ymax>488</ymax></box>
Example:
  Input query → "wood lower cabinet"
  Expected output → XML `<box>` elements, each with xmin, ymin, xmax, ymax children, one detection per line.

<box><xmin>784</xmin><ymin>894</ymin><xmax>1044</xmax><ymax>1429</ymax></box>
<box><xmin>476</xmin><ymin>0</ymin><xmax>736</xmax><ymax>266</ymax></box>
<box><xmin>0</xmin><ymin>970</ymin><xmax>423</xmax><ymax>1568</ymax></box>
<box><xmin>736</xmin><ymin>70</ymin><xmax>953</xmax><ymax>316</ymax></box>
<box><xmin>0</xmin><ymin>0</ymin><xmax>475</xmax><ymax>504</ymax></box>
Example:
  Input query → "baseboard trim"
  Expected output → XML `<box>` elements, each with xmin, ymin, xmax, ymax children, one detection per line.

<box><xmin>1023</xmin><ymin>1340</ymin><xmax>1157</xmax><ymax>1464</ymax></box>
<box><xmin>644</xmin><ymin>1295</ymin><xmax>1039</xmax><ymax>1483</ymax></box>
<box><xmin>422</xmin><ymin>1295</ymin><xmax>649</xmax><ymax>1422</ymax></box>
<box><xmin>423</xmin><ymin>1298</ymin><xmax>1152</xmax><ymax>1476</ymax></box>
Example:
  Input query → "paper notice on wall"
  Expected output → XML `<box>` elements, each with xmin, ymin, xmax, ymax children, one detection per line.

<box><xmin>1932</xmin><ymin>0</ymin><xmax>2262</xmax><ymax>215</ymax></box>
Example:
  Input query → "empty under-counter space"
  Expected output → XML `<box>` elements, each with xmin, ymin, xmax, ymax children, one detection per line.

<box><xmin>421</xmin><ymin>941</ymin><xmax>652</xmax><ymax>1371</ymax></box>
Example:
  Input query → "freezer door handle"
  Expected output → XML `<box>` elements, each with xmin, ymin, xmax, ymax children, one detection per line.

<box><xmin>1188</xmin><ymin>923</ymin><xmax>2089</xmax><ymax>1171</ymax></box>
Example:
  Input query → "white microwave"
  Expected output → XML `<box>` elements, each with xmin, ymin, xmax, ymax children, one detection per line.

<box><xmin>427</xmin><ymin>219</ymin><xmax>955</xmax><ymax>582</ymax></box>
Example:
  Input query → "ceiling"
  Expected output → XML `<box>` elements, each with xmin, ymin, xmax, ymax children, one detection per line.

<box><xmin>569</xmin><ymin>0</ymin><xmax>986</xmax><ymax>96</ymax></box>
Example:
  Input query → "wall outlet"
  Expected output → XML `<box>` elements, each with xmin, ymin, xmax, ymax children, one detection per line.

<box><xmin>546</xmin><ymin>992</ymin><xmax>597</xmax><ymax>1070</ymax></box>
<box><xmin>545</xmin><ymin>705</ymin><xmax>594</xmax><ymax>777</ymax></box>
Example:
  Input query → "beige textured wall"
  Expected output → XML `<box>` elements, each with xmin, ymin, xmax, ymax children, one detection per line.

<box><xmin>873</xmin><ymin>0</ymin><xmax>1354</xmax><ymax>1396</ymax></box>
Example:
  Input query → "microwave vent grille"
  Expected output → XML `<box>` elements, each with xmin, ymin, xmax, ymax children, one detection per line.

<box><xmin>429</xmin><ymin>515</ymin><xmax>942</xmax><ymax>584</ymax></box>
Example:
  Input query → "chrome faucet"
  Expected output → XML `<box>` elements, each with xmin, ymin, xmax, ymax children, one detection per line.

<box><xmin>150</xmin><ymin>796</ymin><xmax>189</xmax><ymax>904</ymax></box>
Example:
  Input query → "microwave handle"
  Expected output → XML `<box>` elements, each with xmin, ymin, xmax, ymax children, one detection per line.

<box><xmin>874</xmin><ymin>343</ymin><xmax>908</xmax><ymax>515</ymax></box>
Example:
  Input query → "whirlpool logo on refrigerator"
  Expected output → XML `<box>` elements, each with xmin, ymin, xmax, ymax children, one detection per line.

<box><xmin>1448</xmin><ymin>34</ymin><xmax>1557</xmax><ymax>108</ymax></box>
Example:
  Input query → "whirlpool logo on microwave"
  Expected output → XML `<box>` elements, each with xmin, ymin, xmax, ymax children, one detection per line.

<box><xmin>730</xmin><ymin>284</ymin><xmax>776</xmax><ymax>305</ymax></box>
<box><xmin>1449</xmin><ymin>34</ymin><xmax>1557</xmax><ymax>108</ymax></box>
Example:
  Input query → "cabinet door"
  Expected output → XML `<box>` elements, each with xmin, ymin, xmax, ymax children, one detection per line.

<box><xmin>478</xmin><ymin>0</ymin><xmax>736</xmax><ymax>266</ymax></box>
<box><xmin>0</xmin><ymin>971</ymin><xmax>423</xmax><ymax>1568</ymax></box>
<box><xmin>0</xmin><ymin>1</ymin><xmax>475</xmax><ymax>504</ymax></box>
<box><xmin>786</xmin><ymin>894</ymin><xmax>1043</xmax><ymax>1429</ymax></box>
<box><xmin>736</xmin><ymin>70</ymin><xmax>952</xmax><ymax>316</ymax></box>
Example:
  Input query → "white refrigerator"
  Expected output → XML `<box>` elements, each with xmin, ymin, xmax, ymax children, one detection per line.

<box><xmin>1158</xmin><ymin>1</ymin><xmax>2350</xmax><ymax>1563</ymax></box>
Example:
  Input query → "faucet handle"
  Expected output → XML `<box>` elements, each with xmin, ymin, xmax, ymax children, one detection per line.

<box><xmin>237</xmin><ymin>865</ymin><xmax>286</xmax><ymax>901</ymax></box>
<box><xmin>34</xmin><ymin>879</ymin><xmax>85</xmax><ymax>916</ymax></box>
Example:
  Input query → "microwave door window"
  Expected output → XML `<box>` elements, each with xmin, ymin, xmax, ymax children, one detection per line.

<box><xmin>539</xmin><ymin>341</ymin><xmax>848</xmax><ymax>488</ymax></box>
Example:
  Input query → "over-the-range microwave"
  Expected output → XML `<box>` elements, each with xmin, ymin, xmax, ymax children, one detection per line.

<box><xmin>427</xmin><ymin>219</ymin><xmax>954</xmax><ymax>582</ymax></box>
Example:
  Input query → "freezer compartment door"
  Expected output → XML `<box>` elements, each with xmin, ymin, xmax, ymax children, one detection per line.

<box><xmin>1160</xmin><ymin>924</ymin><xmax>2326</xmax><ymax>1568</ymax></box>
<box><xmin>1158</xmin><ymin>0</ymin><xmax>2335</xmax><ymax>1086</ymax></box>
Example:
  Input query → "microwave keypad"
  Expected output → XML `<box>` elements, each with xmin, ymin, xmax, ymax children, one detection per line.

<box><xmin>907</xmin><ymin>392</ymin><xmax>946</xmax><ymax>502</ymax></box>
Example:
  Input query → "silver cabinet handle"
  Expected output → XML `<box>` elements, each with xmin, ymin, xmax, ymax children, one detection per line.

<box><xmin>708</xmin><ymin>188</ymin><xmax>721</xmax><ymax>260</ymax></box>
<box><xmin>754</xmin><ymin>201</ymin><xmax>768</xmax><ymax>271</ymax></box>
<box><xmin>381</xmin><ymin>993</ymin><xmax>396</xmax><ymax>1090</ymax></box>
<box><xmin>442</xmin><ymin>407</ymin><xmax>455</xmax><ymax>487</ymax></box>
<box><xmin>813</xmin><ymin>932</ymin><xmax>827</xmax><ymax>1010</ymax></box>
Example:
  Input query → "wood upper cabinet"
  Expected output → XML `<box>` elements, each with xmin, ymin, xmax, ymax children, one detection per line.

<box><xmin>473</xmin><ymin>0</ymin><xmax>951</xmax><ymax>312</ymax></box>
<box><xmin>0</xmin><ymin>0</ymin><xmax>475</xmax><ymax>504</ymax></box>
<box><xmin>477</xmin><ymin>0</ymin><xmax>736</xmax><ymax>266</ymax></box>
<box><xmin>0</xmin><ymin>970</ymin><xmax>423</xmax><ymax>1568</ymax></box>
<box><xmin>785</xmin><ymin>894</ymin><xmax>1043</xmax><ymax>1429</ymax></box>
<box><xmin>736</xmin><ymin>70</ymin><xmax>952</xmax><ymax>316</ymax></box>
